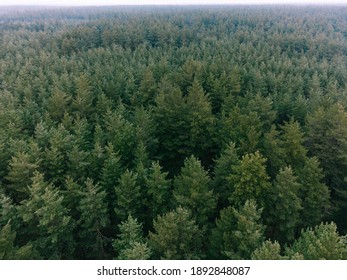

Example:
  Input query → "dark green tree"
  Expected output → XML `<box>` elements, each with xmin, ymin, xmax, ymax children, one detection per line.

<box><xmin>306</xmin><ymin>105</ymin><xmax>347</xmax><ymax>231</ymax></box>
<box><xmin>0</xmin><ymin>222</ymin><xmax>34</xmax><ymax>260</ymax></box>
<box><xmin>114</xmin><ymin>170</ymin><xmax>142</xmax><ymax>222</ymax></box>
<box><xmin>145</xmin><ymin>161</ymin><xmax>172</xmax><ymax>221</ymax></box>
<box><xmin>5</xmin><ymin>152</ymin><xmax>38</xmax><ymax>202</ymax></box>
<box><xmin>228</xmin><ymin>151</ymin><xmax>270</xmax><ymax>208</ymax></box>
<box><xmin>19</xmin><ymin>172</ymin><xmax>74</xmax><ymax>259</ymax></box>
<box><xmin>297</xmin><ymin>157</ymin><xmax>330</xmax><ymax>228</ymax></box>
<box><xmin>113</xmin><ymin>215</ymin><xmax>150</xmax><ymax>260</ymax></box>
<box><xmin>77</xmin><ymin>179</ymin><xmax>110</xmax><ymax>259</ymax></box>
<box><xmin>265</xmin><ymin>166</ymin><xmax>302</xmax><ymax>244</ymax></box>
<box><xmin>212</xmin><ymin>142</ymin><xmax>239</xmax><ymax>210</ymax></box>
<box><xmin>149</xmin><ymin>207</ymin><xmax>203</xmax><ymax>260</ymax></box>
<box><xmin>212</xmin><ymin>200</ymin><xmax>265</xmax><ymax>259</ymax></box>
<box><xmin>173</xmin><ymin>156</ymin><xmax>215</xmax><ymax>226</ymax></box>
<box><xmin>251</xmin><ymin>240</ymin><xmax>282</xmax><ymax>260</ymax></box>
<box><xmin>286</xmin><ymin>222</ymin><xmax>347</xmax><ymax>260</ymax></box>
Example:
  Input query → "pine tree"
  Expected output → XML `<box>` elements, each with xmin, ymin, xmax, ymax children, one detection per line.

<box><xmin>72</xmin><ymin>74</ymin><xmax>94</xmax><ymax>118</ymax></box>
<box><xmin>5</xmin><ymin>152</ymin><xmax>38</xmax><ymax>202</ymax></box>
<box><xmin>154</xmin><ymin>79</ymin><xmax>215</xmax><ymax>173</ymax></box>
<box><xmin>265</xmin><ymin>166</ymin><xmax>302</xmax><ymax>244</ymax></box>
<box><xmin>0</xmin><ymin>222</ymin><xmax>34</xmax><ymax>260</ymax></box>
<box><xmin>228</xmin><ymin>151</ymin><xmax>270</xmax><ymax>208</ymax></box>
<box><xmin>100</xmin><ymin>145</ymin><xmax>122</xmax><ymax>192</ymax></box>
<box><xmin>261</xmin><ymin>125</ymin><xmax>285</xmax><ymax>178</ymax></box>
<box><xmin>46</xmin><ymin>88</ymin><xmax>71</xmax><ymax>122</ymax></box>
<box><xmin>251</xmin><ymin>240</ymin><xmax>282</xmax><ymax>260</ymax></box>
<box><xmin>145</xmin><ymin>161</ymin><xmax>172</xmax><ymax>221</ymax></box>
<box><xmin>279</xmin><ymin>119</ymin><xmax>307</xmax><ymax>172</ymax></box>
<box><xmin>212</xmin><ymin>142</ymin><xmax>239</xmax><ymax>210</ymax></box>
<box><xmin>219</xmin><ymin>106</ymin><xmax>262</xmax><ymax>155</ymax></box>
<box><xmin>173</xmin><ymin>156</ymin><xmax>215</xmax><ymax>226</ymax></box>
<box><xmin>19</xmin><ymin>172</ymin><xmax>74</xmax><ymax>259</ymax></box>
<box><xmin>212</xmin><ymin>200</ymin><xmax>265</xmax><ymax>259</ymax></box>
<box><xmin>185</xmin><ymin>79</ymin><xmax>215</xmax><ymax>160</ymax></box>
<box><xmin>297</xmin><ymin>157</ymin><xmax>330</xmax><ymax>228</ymax></box>
<box><xmin>149</xmin><ymin>207</ymin><xmax>203</xmax><ymax>260</ymax></box>
<box><xmin>113</xmin><ymin>215</ymin><xmax>150</xmax><ymax>260</ymax></box>
<box><xmin>132</xmin><ymin>69</ymin><xmax>157</xmax><ymax>107</ymax></box>
<box><xmin>77</xmin><ymin>179</ymin><xmax>110</xmax><ymax>259</ymax></box>
<box><xmin>286</xmin><ymin>222</ymin><xmax>347</xmax><ymax>260</ymax></box>
<box><xmin>306</xmin><ymin>105</ymin><xmax>347</xmax><ymax>231</ymax></box>
<box><xmin>114</xmin><ymin>170</ymin><xmax>142</xmax><ymax>222</ymax></box>
<box><xmin>154</xmin><ymin>81</ymin><xmax>188</xmax><ymax>173</ymax></box>
<box><xmin>103</xmin><ymin>109</ymin><xmax>136</xmax><ymax>167</ymax></box>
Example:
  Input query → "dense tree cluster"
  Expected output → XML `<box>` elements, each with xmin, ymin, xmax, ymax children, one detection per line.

<box><xmin>0</xmin><ymin>5</ymin><xmax>347</xmax><ymax>259</ymax></box>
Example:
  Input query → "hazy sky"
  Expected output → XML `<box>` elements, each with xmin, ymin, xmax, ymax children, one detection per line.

<box><xmin>0</xmin><ymin>0</ymin><xmax>346</xmax><ymax>6</ymax></box>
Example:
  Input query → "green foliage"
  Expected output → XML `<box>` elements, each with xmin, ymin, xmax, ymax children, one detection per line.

<box><xmin>0</xmin><ymin>222</ymin><xmax>34</xmax><ymax>260</ymax></box>
<box><xmin>306</xmin><ymin>105</ymin><xmax>347</xmax><ymax>230</ymax></box>
<box><xmin>212</xmin><ymin>142</ymin><xmax>239</xmax><ymax>210</ymax></box>
<box><xmin>100</xmin><ymin>145</ymin><xmax>122</xmax><ymax>193</ymax></box>
<box><xmin>19</xmin><ymin>172</ymin><xmax>74</xmax><ymax>259</ymax></box>
<box><xmin>77</xmin><ymin>179</ymin><xmax>109</xmax><ymax>259</ymax></box>
<box><xmin>251</xmin><ymin>240</ymin><xmax>282</xmax><ymax>260</ymax></box>
<box><xmin>103</xmin><ymin>109</ymin><xmax>136</xmax><ymax>166</ymax></box>
<box><xmin>149</xmin><ymin>207</ymin><xmax>203</xmax><ymax>260</ymax></box>
<box><xmin>0</xmin><ymin>5</ymin><xmax>346</xmax><ymax>259</ymax></box>
<box><xmin>173</xmin><ymin>156</ymin><xmax>215</xmax><ymax>225</ymax></box>
<box><xmin>297</xmin><ymin>157</ymin><xmax>330</xmax><ymax>228</ymax></box>
<box><xmin>113</xmin><ymin>215</ymin><xmax>150</xmax><ymax>260</ymax></box>
<box><xmin>264</xmin><ymin>166</ymin><xmax>302</xmax><ymax>244</ymax></box>
<box><xmin>132</xmin><ymin>69</ymin><xmax>157</xmax><ymax>107</ymax></box>
<box><xmin>286</xmin><ymin>223</ymin><xmax>347</xmax><ymax>260</ymax></box>
<box><xmin>212</xmin><ymin>200</ymin><xmax>265</xmax><ymax>259</ymax></box>
<box><xmin>228</xmin><ymin>151</ymin><xmax>270</xmax><ymax>208</ymax></box>
<box><xmin>279</xmin><ymin>119</ymin><xmax>307</xmax><ymax>172</ymax></box>
<box><xmin>145</xmin><ymin>161</ymin><xmax>172</xmax><ymax>221</ymax></box>
<box><xmin>114</xmin><ymin>170</ymin><xmax>142</xmax><ymax>222</ymax></box>
<box><xmin>72</xmin><ymin>74</ymin><xmax>94</xmax><ymax>118</ymax></box>
<box><xmin>219</xmin><ymin>106</ymin><xmax>262</xmax><ymax>155</ymax></box>
<box><xmin>154</xmin><ymin>79</ymin><xmax>215</xmax><ymax>173</ymax></box>
<box><xmin>46</xmin><ymin>88</ymin><xmax>71</xmax><ymax>122</ymax></box>
<box><xmin>5</xmin><ymin>152</ymin><xmax>38</xmax><ymax>202</ymax></box>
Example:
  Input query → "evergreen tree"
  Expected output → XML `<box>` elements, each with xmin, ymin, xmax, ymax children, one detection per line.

<box><xmin>72</xmin><ymin>74</ymin><xmax>94</xmax><ymax>118</ymax></box>
<box><xmin>212</xmin><ymin>200</ymin><xmax>265</xmax><ymax>259</ymax></box>
<box><xmin>154</xmin><ymin>79</ymin><xmax>215</xmax><ymax>172</ymax></box>
<box><xmin>265</xmin><ymin>166</ymin><xmax>302</xmax><ymax>244</ymax></box>
<box><xmin>46</xmin><ymin>88</ymin><xmax>71</xmax><ymax>122</ymax></box>
<box><xmin>228</xmin><ymin>151</ymin><xmax>270</xmax><ymax>208</ymax></box>
<box><xmin>149</xmin><ymin>207</ymin><xmax>203</xmax><ymax>260</ymax></box>
<box><xmin>185</xmin><ymin>79</ymin><xmax>215</xmax><ymax>161</ymax></box>
<box><xmin>19</xmin><ymin>172</ymin><xmax>74</xmax><ymax>259</ymax></box>
<box><xmin>173</xmin><ymin>156</ymin><xmax>215</xmax><ymax>225</ymax></box>
<box><xmin>113</xmin><ymin>215</ymin><xmax>150</xmax><ymax>260</ymax></box>
<box><xmin>286</xmin><ymin>222</ymin><xmax>347</xmax><ymax>260</ymax></box>
<box><xmin>279</xmin><ymin>119</ymin><xmax>307</xmax><ymax>172</ymax></box>
<box><xmin>77</xmin><ymin>179</ymin><xmax>110</xmax><ymax>259</ymax></box>
<box><xmin>114</xmin><ymin>170</ymin><xmax>142</xmax><ymax>222</ymax></box>
<box><xmin>5</xmin><ymin>152</ymin><xmax>38</xmax><ymax>202</ymax></box>
<box><xmin>261</xmin><ymin>125</ymin><xmax>285</xmax><ymax>178</ymax></box>
<box><xmin>306</xmin><ymin>105</ymin><xmax>347</xmax><ymax>231</ymax></box>
<box><xmin>251</xmin><ymin>240</ymin><xmax>282</xmax><ymax>260</ymax></box>
<box><xmin>0</xmin><ymin>222</ymin><xmax>34</xmax><ymax>260</ymax></box>
<box><xmin>219</xmin><ymin>106</ymin><xmax>262</xmax><ymax>154</ymax></box>
<box><xmin>297</xmin><ymin>157</ymin><xmax>330</xmax><ymax>228</ymax></box>
<box><xmin>132</xmin><ymin>69</ymin><xmax>157</xmax><ymax>107</ymax></box>
<box><xmin>212</xmin><ymin>142</ymin><xmax>239</xmax><ymax>210</ymax></box>
<box><xmin>145</xmin><ymin>161</ymin><xmax>172</xmax><ymax>221</ymax></box>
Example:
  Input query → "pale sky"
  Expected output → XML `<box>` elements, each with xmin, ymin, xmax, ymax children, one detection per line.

<box><xmin>0</xmin><ymin>0</ymin><xmax>346</xmax><ymax>6</ymax></box>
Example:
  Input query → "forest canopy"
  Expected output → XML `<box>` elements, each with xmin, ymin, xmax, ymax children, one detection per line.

<box><xmin>0</xmin><ymin>5</ymin><xmax>347</xmax><ymax>260</ymax></box>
